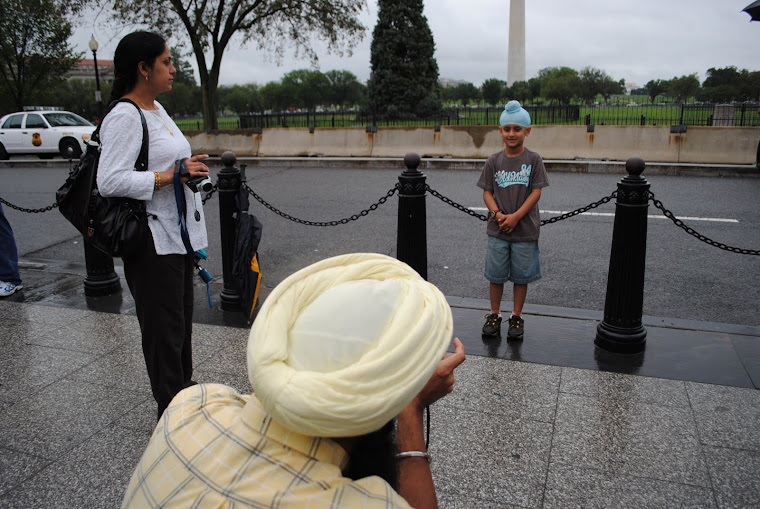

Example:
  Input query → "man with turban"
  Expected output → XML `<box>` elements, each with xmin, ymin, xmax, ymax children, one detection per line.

<box><xmin>122</xmin><ymin>253</ymin><xmax>466</xmax><ymax>509</ymax></box>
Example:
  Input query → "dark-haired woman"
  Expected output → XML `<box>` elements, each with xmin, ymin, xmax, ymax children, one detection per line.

<box><xmin>97</xmin><ymin>31</ymin><xmax>210</xmax><ymax>419</ymax></box>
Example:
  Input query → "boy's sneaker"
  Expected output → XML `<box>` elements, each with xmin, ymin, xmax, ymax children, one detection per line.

<box><xmin>482</xmin><ymin>313</ymin><xmax>502</xmax><ymax>337</ymax></box>
<box><xmin>507</xmin><ymin>315</ymin><xmax>524</xmax><ymax>340</ymax></box>
<box><xmin>0</xmin><ymin>281</ymin><xmax>23</xmax><ymax>297</ymax></box>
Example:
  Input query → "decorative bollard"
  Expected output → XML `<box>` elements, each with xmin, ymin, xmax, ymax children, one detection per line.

<box><xmin>83</xmin><ymin>238</ymin><xmax>121</xmax><ymax>296</ymax></box>
<box><xmin>217</xmin><ymin>151</ymin><xmax>242</xmax><ymax>311</ymax></box>
<box><xmin>595</xmin><ymin>157</ymin><xmax>650</xmax><ymax>353</ymax></box>
<box><xmin>396</xmin><ymin>152</ymin><xmax>427</xmax><ymax>280</ymax></box>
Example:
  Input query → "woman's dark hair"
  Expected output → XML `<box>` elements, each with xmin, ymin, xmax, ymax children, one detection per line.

<box><xmin>109</xmin><ymin>31</ymin><xmax>166</xmax><ymax>103</ymax></box>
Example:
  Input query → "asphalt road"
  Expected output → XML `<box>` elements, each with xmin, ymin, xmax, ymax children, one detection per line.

<box><xmin>2</xmin><ymin>163</ymin><xmax>759</xmax><ymax>326</ymax></box>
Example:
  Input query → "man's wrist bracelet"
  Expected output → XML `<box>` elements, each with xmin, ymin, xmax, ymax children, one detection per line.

<box><xmin>396</xmin><ymin>451</ymin><xmax>430</xmax><ymax>462</ymax></box>
<box><xmin>154</xmin><ymin>172</ymin><xmax>162</xmax><ymax>190</ymax></box>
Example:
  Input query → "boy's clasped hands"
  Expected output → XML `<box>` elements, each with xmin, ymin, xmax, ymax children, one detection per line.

<box><xmin>496</xmin><ymin>213</ymin><xmax>518</xmax><ymax>233</ymax></box>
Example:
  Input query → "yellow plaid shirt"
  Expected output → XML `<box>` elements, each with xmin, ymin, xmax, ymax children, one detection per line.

<box><xmin>121</xmin><ymin>384</ymin><xmax>410</xmax><ymax>508</ymax></box>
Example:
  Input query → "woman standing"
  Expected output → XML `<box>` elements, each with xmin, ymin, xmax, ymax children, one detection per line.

<box><xmin>98</xmin><ymin>31</ymin><xmax>210</xmax><ymax>419</ymax></box>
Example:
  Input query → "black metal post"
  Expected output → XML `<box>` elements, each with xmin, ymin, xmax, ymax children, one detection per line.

<box><xmin>396</xmin><ymin>152</ymin><xmax>427</xmax><ymax>280</ymax></box>
<box><xmin>217</xmin><ymin>151</ymin><xmax>242</xmax><ymax>310</ymax></box>
<box><xmin>595</xmin><ymin>157</ymin><xmax>649</xmax><ymax>353</ymax></box>
<box><xmin>92</xmin><ymin>50</ymin><xmax>102</xmax><ymax>110</ymax></box>
<box><xmin>83</xmin><ymin>240</ymin><xmax>121</xmax><ymax>296</ymax></box>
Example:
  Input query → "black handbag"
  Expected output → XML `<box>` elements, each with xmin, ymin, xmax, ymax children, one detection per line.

<box><xmin>56</xmin><ymin>99</ymin><xmax>150</xmax><ymax>258</ymax></box>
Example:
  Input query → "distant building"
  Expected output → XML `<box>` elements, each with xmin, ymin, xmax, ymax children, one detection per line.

<box><xmin>66</xmin><ymin>59</ymin><xmax>115</xmax><ymax>83</ymax></box>
<box><xmin>439</xmin><ymin>78</ymin><xmax>467</xmax><ymax>88</ymax></box>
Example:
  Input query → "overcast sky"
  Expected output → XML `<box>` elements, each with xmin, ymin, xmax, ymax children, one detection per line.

<box><xmin>73</xmin><ymin>0</ymin><xmax>760</xmax><ymax>90</ymax></box>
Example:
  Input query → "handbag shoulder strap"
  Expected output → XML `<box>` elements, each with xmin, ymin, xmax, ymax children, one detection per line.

<box><xmin>86</xmin><ymin>98</ymin><xmax>151</xmax><ymax>225</ymax></box>
<box><xmin>92</xmin><ymin>98</ymin><xmax>149</xmax><ymax>172</ymax></box>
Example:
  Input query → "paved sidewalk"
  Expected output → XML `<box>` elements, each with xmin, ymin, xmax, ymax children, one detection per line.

<box><xmin>0</xmin><ymin>262</ymin><xmax>759</xmax><ymax>508</ymax></box>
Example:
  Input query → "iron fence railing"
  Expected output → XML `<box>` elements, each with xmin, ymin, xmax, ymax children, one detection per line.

<box><xmin>173</xmin><ymin>102</ymin><xmax>760</xmax><ymax>131</ymax></box>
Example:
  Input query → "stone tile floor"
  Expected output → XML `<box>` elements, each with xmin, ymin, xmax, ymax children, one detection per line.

<box><xmin>0</xmin><ymin>299</ymin><xmax>759</xmax><ymax>508</ymax></box>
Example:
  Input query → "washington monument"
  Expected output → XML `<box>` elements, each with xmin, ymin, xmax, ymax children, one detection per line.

<box><xmin>507</xmin><ymin>0</ymin><xmax>526</xmax><ymax>85</ymax></box>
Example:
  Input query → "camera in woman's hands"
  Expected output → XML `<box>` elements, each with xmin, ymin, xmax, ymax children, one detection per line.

<box><xmin>176</xmin><ymin>157</ymin><xmax>212</xmax><ymax>193</ymax></box>
<box><xmin>187</xmin><ymin>175</ymin><xmax>213</xmax><ymax>193</ymax></box>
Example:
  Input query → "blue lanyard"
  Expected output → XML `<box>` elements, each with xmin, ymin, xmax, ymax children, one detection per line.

<box><xmin>173</xmin><ymin>173</ymin><xmax>194</xmax><ymax>255</ymax></box>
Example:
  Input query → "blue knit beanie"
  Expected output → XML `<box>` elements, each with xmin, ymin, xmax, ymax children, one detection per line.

<box><xmin>499</xmin><ymin>100</ymin><xmax>531</xmax><ymax>127</ymax></box>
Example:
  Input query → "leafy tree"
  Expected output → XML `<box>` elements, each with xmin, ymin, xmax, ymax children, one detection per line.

<box><xmin>645</xmin><ymin>79</ymin><xmax>668</xmax><ymax>104</ymax></box>
<box><xmin>451</xmin><ymin>82</ymin><xmax>480</xmax><ymax>106</ymax></box>
<box><xmin>697</xmin><ymin>66</ymin><xmax>760</xmax><ymax>102</ymax></box>
<box><xmin>217</xmin><ymin>84</ymin><xmax>261</xmax><ymax>114</ymax></box>
<box><xmin>439</xmin><ymin>84</ymin><xmax>456</xmax><ymax>103</ymax></box>
<box><xmin>162</xmin><ymin>81</ymin><xmax>200</xmax><ymax>117</ymax></box>
<box><xmin>281</xmin><ymin>69</ymin><xmax>330</xmax><ymax>112</ymax></box>
<box><xmin>538</xmin><ymin>66</ymin><xmax>579</xmax><ymax>104</ymax></box>
<box><xmin>510</xmin><ymin>80</ymin><xmax>532</xmax><ymax>104</ymax></box>
<box><xmin>107</xmin><ymin>0</ymin><xmax>366</xmax><ymax>130</ymax></box>
<box><xmin>702</xmin><ymin>66</ymin><xmax>740</xmax><ymax>89</ymax></box>
<box><xmin>33</xmin><ymin>79</ymin><xmax>112</xmax><ymax>121</ymax></box>
<box><xmin>0</xmin><ymin>0</ymin><xmax>83</xmax><ymax>111</ymax></box>
<box><xmin>481</xmin><ymin>78</ymin><xmax>506</xmax><ymax>106</ymax></box>
<box><xmin>527</xmin><ymin>77</ymin><xmax>542</xmax><ymax>101</ymax></box>
<box><xmin>576</xmin><ymin>67</ymin><xmax>622</xmax><ymax>104</ymax></box>
<box><xmin>578</xmin><ymin>67</ymin><xmax>605</xmax><ymax>104</ymax></box>
<box><xmin>260</xmin><ymin>81</ymin><xmax>297</xmax><ymax>112</ymax></box>
<box><xmin>740</xmin><ymin>71</ymin><xmax>760</xmax><ymax>102</ymax></box>
<box><xmin>599</xmin><ymin>76</ymin><xmax>624</xmax><ymax>103</ymax></box>
<box><xmin>324</xmin><ymin>70</ymin><xmax>365</xmax><ymax>109</ymax></box>
<box><xmin>368</xmin><ymin>0</ymin><xmax>440</xmax><ymax>119</ymax></box>
<box><xmin>170</xmin><ymin>47</ymin><xmax>197</xmax><ymax>87</ymax></box>
<box><xmin>668</xmin><ymin>74</ymin><xmax>700</xmax><ymax>102</ymax></box>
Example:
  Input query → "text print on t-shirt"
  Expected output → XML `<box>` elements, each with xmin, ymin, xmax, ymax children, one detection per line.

<box><xmin>495</xmin><ymin>164</ymin><xmax>532</xmax><ymax>188</ymax></box>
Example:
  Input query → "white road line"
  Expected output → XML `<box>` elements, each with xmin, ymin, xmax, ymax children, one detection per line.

<box><xmin>467</xmin><ymin>207</ymin><xmax>739</xmax><ymax>223</ymax></box>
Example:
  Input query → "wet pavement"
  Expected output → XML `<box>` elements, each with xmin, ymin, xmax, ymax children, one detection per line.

<box><xmin>1</xmin><ymin>258</ymin><xmax>759</xmax><ymax>508</ymax></box>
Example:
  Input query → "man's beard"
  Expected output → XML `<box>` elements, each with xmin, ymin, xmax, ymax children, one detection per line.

<box><xmin>342</xmin><ymin>420</ymin><xmax>399</xmax><ymax>490</ymax></box>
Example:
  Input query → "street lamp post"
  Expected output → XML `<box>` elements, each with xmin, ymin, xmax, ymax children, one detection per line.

<box><xmin>82</xmin><ymin>34</ymin><xmax>120</xmax><ymax>298</ymax></box>
<box><xmin>89</xmin><ymin>35</ymin><xmax>102</xmax><ymax>109</ymax></box>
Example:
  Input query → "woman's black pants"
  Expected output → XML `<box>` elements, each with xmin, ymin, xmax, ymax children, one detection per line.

<box><xmin>124</xmin><ymin>238</ymin><xmax>195</xmax><ymax>420</ymax></box>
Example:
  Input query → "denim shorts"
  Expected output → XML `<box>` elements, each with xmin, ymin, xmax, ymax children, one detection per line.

<box><xmin>484</xmin><ymin>236</ymin><xmax>541</xmax><ymax>284</ymax></box>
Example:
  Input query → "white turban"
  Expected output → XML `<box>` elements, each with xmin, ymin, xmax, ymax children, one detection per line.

<box><xmin>248</xmin><ymin>253</ymin><xmax>453</xmax><ymax>437</ymax></box>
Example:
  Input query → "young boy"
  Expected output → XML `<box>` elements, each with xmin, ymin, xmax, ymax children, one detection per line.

<box><xmin>477</xmin><ymin>101</ymin><xmax>549</xmax><ymax>339</ymax></box>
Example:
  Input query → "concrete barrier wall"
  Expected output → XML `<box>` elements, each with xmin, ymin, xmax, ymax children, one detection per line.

<box><xmin>187</xmin><ymin>125</ymin><xmax>760</xmax><ymax>164</ymax></box>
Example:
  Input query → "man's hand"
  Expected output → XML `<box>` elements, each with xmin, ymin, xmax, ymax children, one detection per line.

<box><xmin>396</xmin><ymin>338</ymin><xmax>466</xmax><ymax>509</ymax></box>
<box><xmin>408</xmin><ymin>338</ymin><xmax>466</xmax><ymax>412</ymax></box>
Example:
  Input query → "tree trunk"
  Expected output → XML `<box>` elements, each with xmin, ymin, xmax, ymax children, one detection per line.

<box><xmin>200</xmin><ymin>81</ymin><xmax>217</xmax><ymax>131</ymax></box>
<box><xmin>200</xmin><ymin>65</ymin><xmax>221</xmax><ymax>131</ymax></box>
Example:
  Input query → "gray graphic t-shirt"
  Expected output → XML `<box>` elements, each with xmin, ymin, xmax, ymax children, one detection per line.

<box><xmin>476</xmin><ymin>148</ymin><xmax>549</xmax><ymax>241</ymax></box>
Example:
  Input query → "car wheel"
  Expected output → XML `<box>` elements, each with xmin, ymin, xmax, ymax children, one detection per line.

<box><xmin>0</xmin><ymin>143</ymin><xmax>8</xmax><ymax>160</ymax></box>
<box><xmin>59</xmin><ymin>139</ymin><xmax>82</xmax><ymax>159</ymax></box>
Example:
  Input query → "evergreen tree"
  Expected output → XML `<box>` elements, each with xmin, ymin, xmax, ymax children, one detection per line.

<box><xmin>368</xmin><ymin>0</ymin><xmax>440</xmax><ymax>120</ymax></box>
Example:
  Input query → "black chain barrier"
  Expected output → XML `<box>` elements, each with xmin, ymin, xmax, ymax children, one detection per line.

<box><xmin>243</xmin><ymin>183</ymin><xmax>398</xmax><ymax>226</ymax></box>
<box><xmin>425</xmin><ymin>185</ymin><xmax>618</xmax><ymax>226</ymax></box>
<box><xmin>0</xmin><ymin>195</ymin><xmax>57</xmax><ymax>214</ymax></box>
<box><xmin>649</xmin><ymin>191</ymin><xmax>760</xmax><ymax>255</ymax></box>
<box><xmin>4</xmin><ymin>184</ymin><xmax>757</xmax><ymax>256</ymax></box>
<box><xmin>0</xmin><ymin>185</ymin><xmax>219</xmax><ymax>215</ymax></box>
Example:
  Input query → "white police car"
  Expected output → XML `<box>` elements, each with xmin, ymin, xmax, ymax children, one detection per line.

<box><xmin>0</xmin><ymin>109</ymin><xmax>95</xmax><ymax>159</ymax></box>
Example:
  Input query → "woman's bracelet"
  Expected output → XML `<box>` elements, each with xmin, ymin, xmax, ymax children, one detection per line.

<box><xmin>154</xmin><ymin>172</ymin><xmax>162</xmax><ymax>190</ymax></box>
<box><xmin>396</xmin><ymin>451</ymin><xmax>430</xmax><ymax>462</ymax></box>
